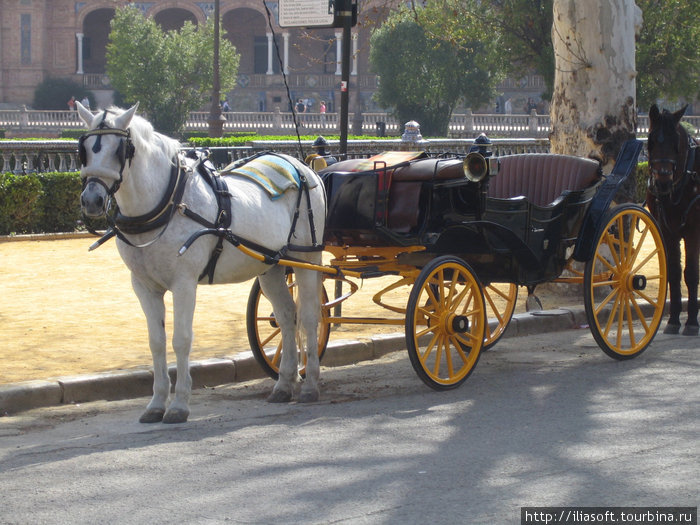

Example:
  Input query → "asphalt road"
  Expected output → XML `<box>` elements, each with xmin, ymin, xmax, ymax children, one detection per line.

<box><xmin>1</xmin><ymin>328</ymin><xmax>697</xmax><ymax>525</ymax></box>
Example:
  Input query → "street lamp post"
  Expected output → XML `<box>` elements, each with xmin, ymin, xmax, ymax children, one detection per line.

<box><xmin>338</xmin><ymin>0</ymin><xmax>353</xmax><ymax>158</ymax></box>
<box><xmin>208</xmin><ymin>0</ymin><xmax>225</xmax><ymax>138</ymax></box>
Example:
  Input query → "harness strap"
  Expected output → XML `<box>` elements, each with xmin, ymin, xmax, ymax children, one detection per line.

<box><xmin>285</xmin><ymin>173</ymin><xmax>322</xmax><ymax>251</ymax></box>
<box><xmin>682</xmin><ymin>195</ymin><xmax>700</xmax><ymax>229</ymax></box>
<box><xmin>182</xmin><ymin>154</ymin><xmax>233</xmax><ymax>283</ymax></box>
<box><xmin>179</xmin><ymin>154</ymin><xmax>323</xmax><ymax>279</ymax></box>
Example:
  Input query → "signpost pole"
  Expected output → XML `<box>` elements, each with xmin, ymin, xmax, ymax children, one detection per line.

<box><xmin>207</xmin><ymin>0</ymin><xmax>224</xmax><ymax>137</ymax></box>
<box><xmin>338</xmin><ymin>0</ymin><xmax>352</xmax><ymax>158</ymax></box>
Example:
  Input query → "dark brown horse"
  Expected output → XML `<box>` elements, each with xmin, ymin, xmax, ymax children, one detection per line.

<box><xmin>646</xmin><ymin>104</ymin><xmax>700</xmax><ymax>336</ymax></box>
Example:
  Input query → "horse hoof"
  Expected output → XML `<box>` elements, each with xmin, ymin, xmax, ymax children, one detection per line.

<box><xmin>663</xmin><ymin>323</ymin><xmax>681</xmax><ymax>335</ymax></box>
<box><xmin>162</xmin><ymin>408</ymin><xmax>189</xmax><ymax>424</ymax></box>
<box><xmin>267</xmin><ymin>389</ymin><xmax>292</xmax><ymax>403</ymax></box>
<box><xmin>139</xmin><ymin>408</ymin><xmax>165</xmax><ymax>424</ymax></box>
<box><xmin>298</xmin><ymin>389</ymin><xmax>320</xmax><ymax>403</ymax></box>
<box><xmin>682</xmin><ymin>325</ymin><xmax>699</xmax><ymax>336</ymax></box>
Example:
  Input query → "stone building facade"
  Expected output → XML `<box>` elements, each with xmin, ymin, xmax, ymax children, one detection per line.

<box><xmin>0</xmin><ymin>0</ymin><xmax>382</xmax><ymax>112</ymax></box>
<box><xmin>0</xmin><ymin>0</ymin><xmax>551</xmax><ymax>115</ymax></box>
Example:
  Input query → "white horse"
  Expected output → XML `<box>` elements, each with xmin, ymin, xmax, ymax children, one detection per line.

<box><xmin>77</xmin><ymin>102</ymin><xmax>326</xmax><ymax>423</ymax></box>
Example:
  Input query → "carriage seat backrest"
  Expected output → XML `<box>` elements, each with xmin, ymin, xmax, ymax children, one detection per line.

<box><xmin>488</xmin><ymin>154</ymin><xmax>601</xmax><ymax>207</ymax></box>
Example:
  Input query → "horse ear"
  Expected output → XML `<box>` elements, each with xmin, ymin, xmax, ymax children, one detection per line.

<box><xmin>673</xmin><ymin>105</ymin><xmax>687</xmax><ymax>123</ymax></box>
<box><xmin>114</xmin><ymin>102</ymin><xmax>140</xmax><ymax>130</ymax></box>
<box><xmin>649</xmin><ymin>104</ymin><xmax>660</xmax><ymax>123</ymax></box>
<box><xmin>76</xmin><ymin>101</ymin><xmax>95</xmax><ymax>126</ymax></box>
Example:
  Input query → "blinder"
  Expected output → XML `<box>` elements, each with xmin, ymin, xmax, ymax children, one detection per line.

<box><xmin>78</xmin><ymin>127</ymin><xmax>134</xmax><ymax>169</ymax></box>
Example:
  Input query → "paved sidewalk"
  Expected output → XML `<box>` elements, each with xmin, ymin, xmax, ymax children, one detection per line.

<box><xmin>0</xmin><ymin>305</ymin><xmax>588</xmax><ymax>415</ymax></box>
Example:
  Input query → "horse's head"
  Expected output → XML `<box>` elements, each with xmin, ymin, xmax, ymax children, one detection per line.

<box><xmin>77</xmin><ymin>102</ymin><xmax>139</xmax><ymax>217</ymax></box>
<box><xmin>647</xmin><ymin>104</ymin><xmax>688</xmax><ymax>196</ymax></box>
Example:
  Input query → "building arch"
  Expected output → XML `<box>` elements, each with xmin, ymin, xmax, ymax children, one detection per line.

<box><xmin>80</xmin><ymin>8</ymin><xmax>115</xmax><ymax>74</ymax></box>
<box><xmin>221</xmin><ymin>0</ymin><xmax>274</xmax><ymax>28</ymax></box>
<box><xmin>149</xmin><ymin>2</ymin><xmax>204</xmax><ymax>28</ymax></box>
<box><xmin>223</xmin><ymin>7</ymin><xmax>269</xmax><ymax>74</ymax></box>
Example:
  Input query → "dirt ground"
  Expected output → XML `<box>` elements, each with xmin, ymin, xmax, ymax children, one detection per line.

<box><xmin>2</xmin><ymin>234</ymin><xmax>669</xmax><ymax>385</ymax></box>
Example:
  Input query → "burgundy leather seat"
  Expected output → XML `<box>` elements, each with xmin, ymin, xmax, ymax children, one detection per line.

<box><xmin>488</xmin><ymin>154</ymin><xmax>601</xmax><ymax>207</ymax></box>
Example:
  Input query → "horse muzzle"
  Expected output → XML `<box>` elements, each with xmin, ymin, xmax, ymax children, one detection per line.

<box><xmin>80</xmin><ymin>179</ymin><xmax>110</xmax><ymax>217</ymax></box>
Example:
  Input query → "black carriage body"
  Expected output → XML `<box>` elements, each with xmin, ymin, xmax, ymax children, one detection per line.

<box><xmin>320</xmin><ymin>141</ymin><xmax>642</xmax><ymax>287</ymax></box>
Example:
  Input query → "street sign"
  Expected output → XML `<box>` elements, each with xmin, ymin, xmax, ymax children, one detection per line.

<box><xmin>278</xmin><ymin>0</ymin><xmax>335</xmax><ymax>28</ymax></box>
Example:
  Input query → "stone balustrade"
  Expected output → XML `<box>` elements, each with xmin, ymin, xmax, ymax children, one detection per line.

<box><xmin>4</xmin><ymin>106</ymin><xmax>694</xmax><ymax>139</ymax></box>
<box><xmin>0</xmin><ymin>137</ymin><xmax>554</xmax><ymax>174</ymax></box>
<box><xmin>0</xmin><ymin>141</ymin><xmax>79</xmax><ymax>174</ymax></box>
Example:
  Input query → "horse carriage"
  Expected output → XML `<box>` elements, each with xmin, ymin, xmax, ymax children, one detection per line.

<box><xmin>76</xmin><ymin>102</ymin><xmax>669</xmax><ymax>422</ymax></box>
<box><xmin>247</xmin><ymin>138</ymin><xmax>669</xmax><ymax>391</ymax></box>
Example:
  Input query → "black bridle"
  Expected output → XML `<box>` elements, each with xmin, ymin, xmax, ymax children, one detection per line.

<box><xmin>648</xmin><ymin>128</ymin><xmax>697</xmax><ymax>199</ymax></box>
<box><xmin>78</xmin><ymin>110</ymin><xmax>189</xmax><ymax>250</ymax></box>
<box><xmin>78</xmin><ymin>110</ymin><xmax>135</xmax><ymax>197</ymax></box>
<box><xmin>648</xmin><ymin>127</ymin><xmax>700</xmax><ymax>229</ymax></box>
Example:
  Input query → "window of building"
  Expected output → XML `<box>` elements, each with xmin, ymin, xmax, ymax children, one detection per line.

<box><xmin>82</xmin><ymin>37</ymin><xmax>92</xmax><ymax>60</ymax></box>
<box><xmin>322</xmin><ymin>35</ymin><xmax>336</xmax><ymax>74</ymax></box>
<box><xmin>254</xmin><ymin>36</ymin><xmax>281</xmax><ymax>74</ymax></box>
<box><xmin>21</xmin><ymin>14</ymin><xmax>31</xmax><ymax>65</ymax></box>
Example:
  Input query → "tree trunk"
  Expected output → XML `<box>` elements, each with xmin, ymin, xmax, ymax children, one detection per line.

<box><xmin>550</xmin><ymin>0</ymin><xmax>642</xmax><ymax>174</ymax></box>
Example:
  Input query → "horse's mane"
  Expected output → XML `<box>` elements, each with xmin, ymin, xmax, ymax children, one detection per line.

<box><xmin>102</xmin><ymin>105</ymin><xmax>181</xmax><ymax>162</ymax></box>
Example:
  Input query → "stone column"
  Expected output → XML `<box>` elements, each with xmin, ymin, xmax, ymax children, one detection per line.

<box><xmin>76</xmin><ymin>33</ymin><xmax>84</xmax><ymax>74</ymax></box>
<box><xmin>335</xmin><ymin>31</ymin><xmax>342</xmax><ymax>75</ymax></box>
<box><xmin>351</xmin><ymin>32</ymin><xmax>358</xmax><ymax>76</ymax></box>
<box><xmin>283</xmin><ymin>32</ymin><xmax>289</xmax><ymax>74</ymax></box>
<box><xmin>266</xmin><ymin>32</ymin><xmax>274</xmax><ymax>75</ymax></box>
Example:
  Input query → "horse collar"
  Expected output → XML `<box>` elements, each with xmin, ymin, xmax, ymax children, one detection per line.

<box><xmin>113</xmin><ymin>156</ymin><xmax>188</xmax><ymax>234</ymax></box>
<box><xmin>88</xmin><ymin>156</ymin><xmax>189</xmax><ymax>250</ymax></box>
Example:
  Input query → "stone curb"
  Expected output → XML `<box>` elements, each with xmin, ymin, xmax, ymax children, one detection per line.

<box><xmin>0</xmin><ymin>232</ymin><xmax>94</xmax><ymax>243</ymax></box>
<box><xmin>0</xmin><ymin>306</ymin><xmax>588</xmax><ymax>416</ymax></box>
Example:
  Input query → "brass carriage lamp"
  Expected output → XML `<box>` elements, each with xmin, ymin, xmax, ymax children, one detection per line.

<box><xmin>464</xmin><ymin>133</ymin><xmax>497</xmax><ymax>182</ymax></box>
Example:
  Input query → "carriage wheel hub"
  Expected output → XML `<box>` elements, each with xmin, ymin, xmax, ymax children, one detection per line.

<box><xmin>631</xmin><ymin>274</ymin><xmax>647</xmax><ymax>291</ymax></box>
<box><xmin>450</xmin><ymin>314</ymin><xmax>469</xmax><ymax>334</ymax></box>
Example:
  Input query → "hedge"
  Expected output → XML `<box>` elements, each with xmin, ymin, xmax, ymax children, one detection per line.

<box><xmin>186</xmin><ymin>134</ymin><xmax>376</xmax><ymax>147</ymax></box>
<box><xmin>0</xmin><ymin>171</ymin><xmax>86</xmax><ymax>235</ymax></box>
<box><xmin>0</xmin><ymin>162</ymin><xmax>653</xmax><ymax>235</ymax></box>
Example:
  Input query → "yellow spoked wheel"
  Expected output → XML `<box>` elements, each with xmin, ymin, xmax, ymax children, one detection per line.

<box><xmin>406</xmin><ymin>256</ymin><xmax>486</xmax><ymax>390</ymax></box>
<box><xmin>584</xmin><ymin>204</ymin><xmax>667</xmax><ymax>359</ymax></box>
<box><xmin>246</xmin><ymin>275</ymin><xmax>330</xmax><ymax>379</ymax></box>
<box><xmin>482</xmin><ymin>283</ymin><xmax>518</xmax><ymax>350</ymax></box>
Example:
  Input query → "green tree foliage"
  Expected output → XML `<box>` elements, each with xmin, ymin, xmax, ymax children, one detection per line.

<box><xmin>414</xmin><ymin>0</ymin><xmax>554</xmax><ymax>99</ymax></box>
<box><xmin>106</xmin><ymin>6</ymin><xmax>240</xmax><ymax>137</ymax></box>
<box><xmin>370</xmin><ymin>9</ymin><xmax>500</xmax><ymax>136</ymax></box>
<box><xmin>413</xmin><ymin>0</ymin><xmax>699</xmax><ymax>108</ymax></box>
<box><xmin>635</xmin><ymin>0</ymin><xmax>700</xmax><ymax>110</ymax></box>
<box><xmin>33</xmin><ymin>78</ymin><xmax>94</xmax><ymax>110</ymax></box>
